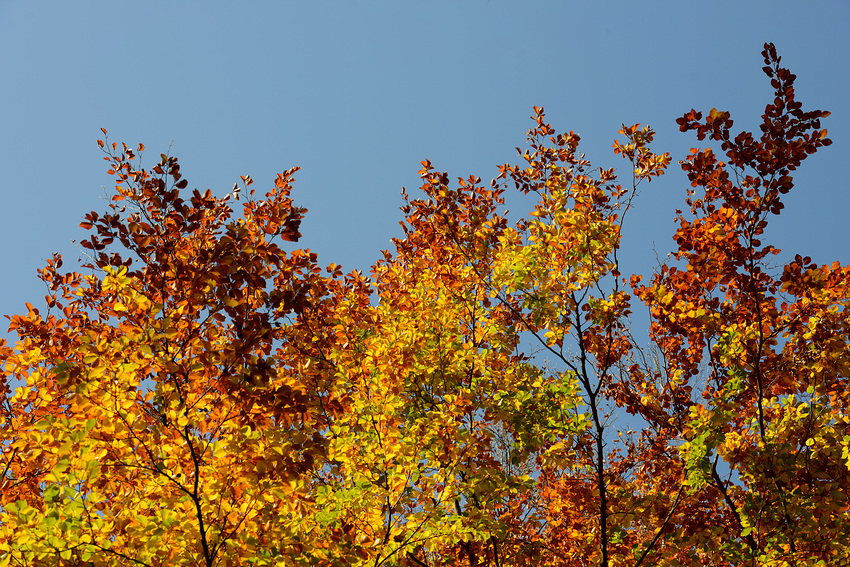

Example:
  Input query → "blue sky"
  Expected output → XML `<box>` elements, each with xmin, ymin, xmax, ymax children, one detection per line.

<box><xmin>1</xmin><ymin>1</ymin><xmax>848</xmax><ymax>345</ymax></box>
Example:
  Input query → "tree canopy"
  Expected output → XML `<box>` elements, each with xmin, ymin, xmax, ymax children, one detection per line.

<box><xmin>1</xmin><ymin>43</ymin><xmax>847</xmax><ymax>567</ymax></box>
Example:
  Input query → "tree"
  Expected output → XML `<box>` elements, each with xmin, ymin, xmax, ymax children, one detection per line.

<box><xmin>0</xmin><ymin>42</ymin><xmax>846</xmax><ymax>567</ymax></box>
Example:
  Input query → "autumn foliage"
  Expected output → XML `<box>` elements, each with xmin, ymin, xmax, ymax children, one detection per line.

<box><xmin>1</xmin><ymin>43</ymin><xmax>847</xmax><ymax>567</ymax></box>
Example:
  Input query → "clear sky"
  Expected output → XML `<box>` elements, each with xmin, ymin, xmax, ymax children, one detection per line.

<box><xmin>1</xmin><ymin>1</ymin><xmax>848</xmax><ymax>345</ymax></box>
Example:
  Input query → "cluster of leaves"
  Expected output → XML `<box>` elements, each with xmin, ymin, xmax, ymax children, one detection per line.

<box><xmin>1</xmin><ymin>43</ymin><xmax>847</xmax><ymax>567</ymax></box>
